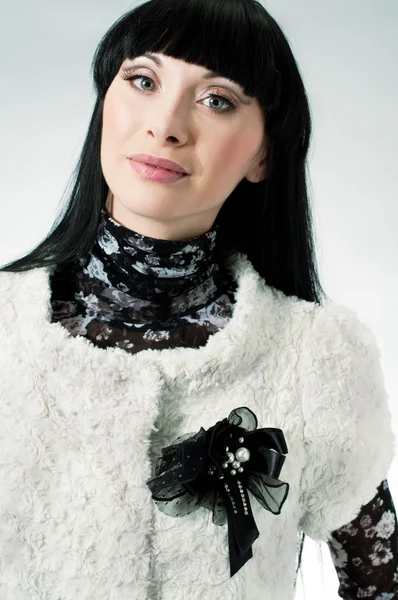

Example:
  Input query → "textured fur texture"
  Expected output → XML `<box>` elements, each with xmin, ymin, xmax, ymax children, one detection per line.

<box><xmin>0</xmin><ymin>252</ymin><xmax>395</xmax><ymax>599</ymax></box>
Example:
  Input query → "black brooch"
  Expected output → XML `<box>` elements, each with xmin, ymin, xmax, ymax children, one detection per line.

<box><xmin>146</xmin><ymin>406</ymin><xmax>289</xmax><ymax>577</ymax></box>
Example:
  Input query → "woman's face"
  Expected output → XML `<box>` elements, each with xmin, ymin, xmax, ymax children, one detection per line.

<box><xmin>101</xmin><ymin>52</ymin><xmax>268</xmax><ymax>240</ymax></box>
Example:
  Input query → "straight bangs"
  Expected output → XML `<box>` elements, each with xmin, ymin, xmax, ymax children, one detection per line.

<box><xmin>93</xmin><ymin>0</ymin><xmax>281</xmax><ymax>116</ymax></box>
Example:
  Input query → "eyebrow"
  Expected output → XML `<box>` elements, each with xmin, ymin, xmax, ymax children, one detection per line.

<box><xmin>127</xmin><ymin>52</ymin><xmax>250</xmax><ymax>101</ymax></box>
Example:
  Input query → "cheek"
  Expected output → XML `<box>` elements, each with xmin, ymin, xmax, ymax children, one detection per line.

<box><xmin>102</xmin><ymin>96</ymin><xmax>134</xmax><ymax>148</ymax></box>
<box><xmin>207</xmin><ymin>131</ymin><xmax>260</xmax><ymax>174</ymax></box>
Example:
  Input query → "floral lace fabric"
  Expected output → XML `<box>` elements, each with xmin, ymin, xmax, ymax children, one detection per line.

<box><xmin>49</xmin><ymin>208</ymin><xmax>397</xmax><ymax>596</ymax></box>
<box><xmin>328</xmin><ymin>479</ymin><xmax>398</xmax><ymax>599</ymax></box>
<box><xmin>50</xmin><ymin>208</ymin><xmax>237</xmax><ymax>351</ymax></box>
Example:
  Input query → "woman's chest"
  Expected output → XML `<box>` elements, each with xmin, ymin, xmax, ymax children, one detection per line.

<box><xmin>0</xmin><ymin>342</ymin><xmax>305</xmax><ymax>598</ymax></box>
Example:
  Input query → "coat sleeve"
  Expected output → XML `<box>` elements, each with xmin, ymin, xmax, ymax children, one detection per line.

<box><xmin>297</xmin><ymin>302</ymin><xmax>396</xmax><ymax>543</ymax></box>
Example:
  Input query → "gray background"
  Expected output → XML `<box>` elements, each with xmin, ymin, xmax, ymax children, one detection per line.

<box><xmin>0</xmin><ymin>1</ymin><xmax>397</xmax><ymax>596</ymax></box>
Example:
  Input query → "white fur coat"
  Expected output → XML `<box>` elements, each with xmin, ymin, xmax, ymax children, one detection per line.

<box><xmin>0</xmin><ymin>252</ymin><xmax>395</xmax><ymax>600</ymax></box>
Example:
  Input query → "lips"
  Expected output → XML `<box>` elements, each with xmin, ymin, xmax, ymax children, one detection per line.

<box><xmin>129</xmin><ymin>159</ymin><xmax>189</xmax><ymax>183</ymax></box>
<box><xmin>147</xmin><ymin>163</ymin><xmax>171</xmax><ymax>171</ymax></box>
<box><xmin>128</xmin><ymin>154</ymin><xmax>189</xmax><ymax>174</ymax></box>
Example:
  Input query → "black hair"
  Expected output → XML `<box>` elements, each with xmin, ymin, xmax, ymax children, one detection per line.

<box><xmin>0</xmin><ymin>0</ymin><xmax>330</xmax><ymax>586</ymax></box>
<box><xmin>0</xmin><ymin>0</ymin><xmax>328</xmax><ymax>306</ymax></box>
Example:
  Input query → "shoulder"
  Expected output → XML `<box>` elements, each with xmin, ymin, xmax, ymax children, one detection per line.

<box><xmin>0</xmin><ymin>267</ymin><xmax>51</xmax><ymax>338</ymax></box>
<box><xmin>0</xmin><ymin>270</ymin><xmax>24</xmax><ymax>349</ymax></box>
<box><xmin>300</xmin><ymin>300</ymin><xmax>382</xmax><ymax>376</ymax></box>
<box><xmin>0</xmin><ymin>267</ymin><xmax>39</xmax><ymax>304</ymax></box>
<box><xmin>0</xmin><ymin>266</ymin><xmax>52</xmax><ymax>296</ymax></box>
<box><xmin>297</xmin><ymin>298</ymin><xmax>387</xmax><ymax>409</ymax></box>
<box><xmin>295</xmin><ymin>297</ymin><xmax>394</xmax><ymax>465</ymax></box>
<box><xmin>0</xmin><ymin>269</ymin><xmax>24</xmax><ymax>315</ymax></box>
<box><xmin>0</xmin><ymin>268</ymin><xmax>18</xmax><ymax>293</ymax></box>
<box><xmin>298</xmin><ymin>299</ymin><xmax>393</xmax><ymax>449</ymax></box>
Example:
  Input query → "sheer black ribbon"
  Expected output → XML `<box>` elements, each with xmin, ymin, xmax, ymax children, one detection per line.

<box><xmin>146</xmin><ymin>406</ymin><xmax>289</xmax><ymax>577</ymax></box>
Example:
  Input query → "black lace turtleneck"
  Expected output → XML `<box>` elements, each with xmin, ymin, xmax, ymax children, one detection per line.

<box><xmin>49</xmin><ymin>207</ymin><xmax>238</xmax><ymax>352</ymax></box>
<box><xmin>49</xmin><ymin>207</ymin><xmax>398</xmax><ymax>599</ymax></box>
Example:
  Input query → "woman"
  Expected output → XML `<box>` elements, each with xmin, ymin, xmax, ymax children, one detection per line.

<box><xmin>0</xmin><ymin>0</ymin><xmax>396</xmax><ymax>598</ymax></box>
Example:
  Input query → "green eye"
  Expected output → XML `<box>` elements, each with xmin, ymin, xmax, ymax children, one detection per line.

<box><xmin>120</xmin><ymin>70</ymin><xmax>238</xmax><ymax>115</ymax></box>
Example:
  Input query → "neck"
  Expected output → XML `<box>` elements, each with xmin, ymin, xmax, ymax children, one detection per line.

<box><xmin>82</xmin><ymin>208</ymin><xmax>219</xmax><ymax>301</ymax></box>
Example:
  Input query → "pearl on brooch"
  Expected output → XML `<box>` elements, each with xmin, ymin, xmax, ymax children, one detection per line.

<box><xmin>235</xmin><ymin>447</ymin><xmax>250</xmax><ymax>463</ymax></box>
<box><xmin>232</xmin><ymin>460</ymin><xmax>241</xmax><ymax>469</ymax></box>
<box><xmin>238</xmin><ymin>437</ymin><xmax>244</xmax><ymax>443</ymax></box>
<box><xmin>226</xmin><ymin>452</ymin><xmax>235</xmax><ymax>464</ymax></box>
<box><xmin>230</xmin><ymin>469</ymin><xmax>236</xmax><ymax>476</ymax></box>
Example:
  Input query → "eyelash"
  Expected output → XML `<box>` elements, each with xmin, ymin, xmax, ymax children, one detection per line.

<box><xmin>120</xmin><ymin>70</ymin><xmax>239</xmax><ymax>114</ymax></box>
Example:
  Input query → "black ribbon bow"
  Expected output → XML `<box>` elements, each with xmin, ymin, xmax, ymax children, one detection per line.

<box><xmin>146</xmin><ymin>406</ymin><xmax>289</xmax><ymax>577</ymax></box>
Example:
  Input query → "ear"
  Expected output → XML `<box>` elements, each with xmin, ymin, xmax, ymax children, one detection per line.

<box><xmin>105</xmin><ymin>190</ymin><xmax>114</xmax><ymax>212</ymax></box>
<box><xmin>245</xmin><ymin>143</ymin><xmax>271</xmax><ymax>183</ymax></box>
<box><xmin>245</xmin><ymin>158</ymin><xmax>268</xmax><ymax>183</ymax></box>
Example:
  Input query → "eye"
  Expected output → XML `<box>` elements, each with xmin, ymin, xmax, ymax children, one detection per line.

<box><xmin>120</xmin><ymin>70</ymin><xmax>239</xmax><ymax>114</ymax></box>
